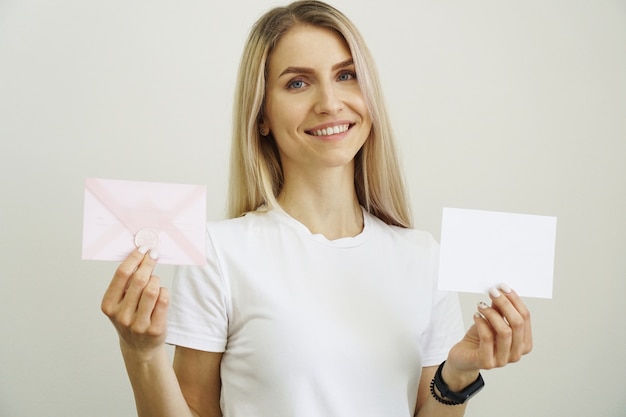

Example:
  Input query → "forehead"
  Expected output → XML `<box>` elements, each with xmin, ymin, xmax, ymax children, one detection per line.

<box><xmin>267</xmin><ymin>24</ymin><xmax>352</xmax><ymax>75</ymax></box>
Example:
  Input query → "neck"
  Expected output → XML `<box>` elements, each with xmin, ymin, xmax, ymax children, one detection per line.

<box><xmin>277</xmin><ymin>167</ymin><xmax>364</xmax><ymax>240</ymax></box>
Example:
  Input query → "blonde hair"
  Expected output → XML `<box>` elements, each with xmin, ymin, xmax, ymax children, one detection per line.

<box><xmin>228</xmin><ymin>0</ymin><xmax>412</xmax><ymax>228</ymax></box>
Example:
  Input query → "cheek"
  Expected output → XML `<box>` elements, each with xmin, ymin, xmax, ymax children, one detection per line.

<box><xmin>264</xmin><ymin>94</ymin><xmax>289</xmax><ymax>129</ymax></box>
<box><xmin>349</xmin><ymin>89</ymin><xmax>371</xmax><ymax>122</ymax></box>
<box><xmin>268</xmin><ymin>102</ymin><xmax>307</xmax><ymax>133</ymax></box>
<box><xmin>357</xmin><ymin>100</ymin><xmax>373</xmax><ymax>131</ymax></box>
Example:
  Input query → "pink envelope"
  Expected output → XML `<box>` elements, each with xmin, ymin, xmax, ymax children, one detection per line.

<box><xmin>82</xmin><ymin>178</ymin><xmax>207</xmax><ymax>266</ymax></box>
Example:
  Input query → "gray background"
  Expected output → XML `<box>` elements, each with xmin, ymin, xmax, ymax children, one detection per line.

<box><xmin>1</xmin><ymin>0</ymin><xmax>625</xmax><ymax>416</ymax></box>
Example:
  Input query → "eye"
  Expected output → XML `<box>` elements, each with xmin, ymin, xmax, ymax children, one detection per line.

<box><xmin>287</xmin><ymin>78</ymin><xmax>308</xmax><ymax>90</ymax></box>
<box><xmin>337</xmin><ymin>70</ymin><xmax>356</xmax><ymax>81</ymax></box>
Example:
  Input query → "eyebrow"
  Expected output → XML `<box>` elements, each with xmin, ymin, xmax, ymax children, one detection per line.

<box><xmin>278</xmin><ymin>58</ymin><xmax>354</xmax><ymax>78</ymax></box>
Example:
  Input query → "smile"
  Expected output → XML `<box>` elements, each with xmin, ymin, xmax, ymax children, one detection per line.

<box><xmin>308</xmin><ymin>124</ymin><xmax>351</xmax><ymax>137</ymax></box>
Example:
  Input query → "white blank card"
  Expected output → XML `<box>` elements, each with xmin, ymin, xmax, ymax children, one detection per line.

<box><xmin>438</xmin><ymin>208</ymin><xmax>557</xmax><ymax>298</ymax></box>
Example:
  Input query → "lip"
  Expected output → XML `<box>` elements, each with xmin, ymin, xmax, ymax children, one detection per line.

<box><xmin>305</xmin><ymin>121</ymin><xmax>354</xmax><ymax>138</ymax></box>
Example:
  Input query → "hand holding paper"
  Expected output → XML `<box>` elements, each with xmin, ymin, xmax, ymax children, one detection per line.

<box><xmin>82</xmin><ymin>178</ymin><xmax>207</xmax><ymax>266</ymax></box>
<box><xmin>438</xmin><ymin>207</ymin><xmax>557</xmax><ymax>298</ymax></box>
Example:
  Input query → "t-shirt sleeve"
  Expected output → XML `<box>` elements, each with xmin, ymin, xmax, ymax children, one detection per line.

<box><xmin>420</xmin><ymin>239</ymin><xmax>465</xmax><ymax>367</ymax></box>
<box><xmin>165</xmin><ymin>227</ymin><xmax>230</xmax><ymax>352</ymax></box>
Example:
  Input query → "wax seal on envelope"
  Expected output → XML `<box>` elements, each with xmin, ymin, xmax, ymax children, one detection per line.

<box><xmin>134</xmin><ymin>228</ymin><xmax>160</xmax><ymax>250</ymax></box>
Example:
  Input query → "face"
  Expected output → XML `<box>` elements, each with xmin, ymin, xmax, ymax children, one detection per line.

<box><xmin>262</xmin><ymin>24</ymin><xmax>372</xmax><ymax>176</ymax></box>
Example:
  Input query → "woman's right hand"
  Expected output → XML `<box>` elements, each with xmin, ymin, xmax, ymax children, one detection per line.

<box><xmin>101</xmin><ymin>246</ymin><xmax>169</xmax><ymax>358</ymax></box>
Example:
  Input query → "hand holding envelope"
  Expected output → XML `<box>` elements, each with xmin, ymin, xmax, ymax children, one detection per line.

<box><xmin>82</xmin><ymin>178</ymin><xmax>207</xmax><ymax>266</ymax></box>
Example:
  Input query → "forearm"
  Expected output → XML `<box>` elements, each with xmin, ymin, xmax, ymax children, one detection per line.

<box><xmin>415</xmin><ymin>364</ymin><xmax>480</xmax><ymax>417</ymax></box>
<box><xmin>415</xmin><ymin>397</ymin><xmax>468</xmax><ymax>417</ymax></box>
<box><xmin>121</xmin><ymin>343</ymin><xmax>200</xmax><ymax>417</ymax></box>
<box><xmin>414</xmin><ymin>373</ymin><xmax>470</xmax><ymax>417</ymax></box>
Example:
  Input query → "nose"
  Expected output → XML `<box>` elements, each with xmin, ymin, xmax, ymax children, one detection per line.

<box><xmin>313</xmin><ymin>83</ymin><xmax>343</xmax><ymax>115</ymax></box>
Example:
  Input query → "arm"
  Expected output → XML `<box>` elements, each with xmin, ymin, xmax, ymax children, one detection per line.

<box><xmin>415</xmin><ymin>284</ymin><xmax>533</xmax><ymax>417</ymax></box>
<box><xmin>101</xmin><ymin>247</ymin><xmax>222</xmax><ymax>417</ymax></box>
<box><xmin>174</xmin><ymin>347</ymin><xmax>223</xmax><ymax>417</ymax></box>
<box><xmin>414</xmin><ymin>365</ymin><xmax>469</xmax><ymax>417</ymax></box>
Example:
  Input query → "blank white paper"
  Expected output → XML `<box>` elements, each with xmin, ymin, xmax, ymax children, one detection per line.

<box><xmin>438</xmin><ymin>207</ymin><xmax>557</xmax><ymax>298</ymax></box>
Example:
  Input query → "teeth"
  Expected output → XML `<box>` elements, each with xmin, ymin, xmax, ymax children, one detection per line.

<box><xmin>312</xmin><ymin>124</ymin><xmax>349</xmax><ymax>136</ymax></box>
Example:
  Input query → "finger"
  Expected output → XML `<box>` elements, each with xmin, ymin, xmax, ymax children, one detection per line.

<box><xmin>117</xmin><ymin>250</ymin><xmax>160</xmax><ymax>324</ymax></box>
<box><xmin>101</xmin><ymin>246</ymin><xmax>150</xmax><ymax>316</ymax></box>
<box><xmin>472</xmin><ymin>312</ymin><xmax>496</xmax><ymax>369</ymax></box>
<box><xmin>123</xmin><ymin>249</ymin><xmax>159</xmax><ymax>300</ymax></box>
<box><xmin>149</xmin><ymin>287</ymin><xmax>170</xmax><ymax>336</ymax></box>
<box><xmin>132</xmin><ymin>275</ymin><xmax>162</xmax><ymax>333</ymax></box>
<box><xmin>478</xmin><ymin>300</ymin><xmax>513</xmax><ymax>367</ymax></box>
<box><xmin>498</xmin><ymin>285</ymin><xmax>533</xmax><ymax>356</ymax></box>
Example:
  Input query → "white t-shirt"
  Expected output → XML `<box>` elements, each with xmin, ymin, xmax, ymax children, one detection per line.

<box><xmin>166</xmin><ymin>207</ymin><xmax>464</xmax><ymax>417</ymax></box>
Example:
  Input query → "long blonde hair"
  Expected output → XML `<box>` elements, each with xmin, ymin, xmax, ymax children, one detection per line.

<box><xmin>228</xmin><ymin>0</ymin><xmax>412</xmax><ymax>228</ymax></box>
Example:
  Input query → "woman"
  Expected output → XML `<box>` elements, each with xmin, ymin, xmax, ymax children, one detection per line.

<box><xmin>101</xmin><ymin>1</ymin><xmax>532</xmax><ymax>416</ymax></box>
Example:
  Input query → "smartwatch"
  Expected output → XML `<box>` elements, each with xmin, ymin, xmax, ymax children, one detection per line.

<box><xmin>433</xmin><ymin>361</ymin><xmax>485</xmax><ymax>404</ymax></box>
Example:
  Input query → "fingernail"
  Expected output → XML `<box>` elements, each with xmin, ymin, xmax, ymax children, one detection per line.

<box><xmin>149</xmin><ymin>250</ymin><xmax>160</xmax><ymax>260</ymax></box>
<box><xmin>138</xmin><ymin>245</ymin><xmax>149</xmax><ymax>255</ymax></box>
<box><xmin>498</xmin><ymin>283</ymin><xmax>513</xmax><ymax>294</ymax></box>
<box><xmin>489</xmin><ymin>287</ymin><xmax>502</xmax><ymax>298</ymax></box>
<box><xmin>474</xmin><ymin>312</ymin><xmax>484</xmax><ymax>319</ymax></box>
<box><xmin>478</xmin><ymin>301</ymin><xmax>489</xmax><ymax>310</ymax></box>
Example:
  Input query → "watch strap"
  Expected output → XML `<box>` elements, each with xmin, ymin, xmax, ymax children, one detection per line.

<box><xmin>431</xmin><ymin>361</ymin><xmax>485</xmax><ymax>405</ymax></box>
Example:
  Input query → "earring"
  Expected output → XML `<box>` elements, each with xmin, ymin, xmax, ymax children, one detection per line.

<box><xmin>260</xmin><ymin>126</ymin><xmax>269</xmax><ymax>136</ymax></box>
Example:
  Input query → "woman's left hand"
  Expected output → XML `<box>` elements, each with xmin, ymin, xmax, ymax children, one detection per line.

<box><xmin>444</xmin><ymin>284</ymin><xmax>533</xmax><ymax>388</ymax></box>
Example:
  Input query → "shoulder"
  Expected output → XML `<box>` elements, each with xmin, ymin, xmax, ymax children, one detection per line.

<box><xmin>207</xmin><ymin>209</ymin><xmax>272</xmax><ymax>232</ymax></box>
<box><xmin>204</xmin><ymin>209</ymin><xmax>280</xmax><ymax>249</ymax></box>
<box><xmin>367</xmin><ymin>211</ymin><xmax>438</xmax><ymax>250</ymax></box>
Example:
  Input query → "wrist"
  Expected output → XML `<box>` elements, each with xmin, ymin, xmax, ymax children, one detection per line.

<box><xmin>430</xmin><ymin>361</ymin><xmax>485</xmax><ymax>405</ymax></box>
<box><xmin>119</xmin><ymin>339</ymin><xmax>167</xmax><ymax>366</ymax></box>
<box><xmin>441</xmin><ymin>361</ymin><xmax>480</xmax><ymax>392</ymax></box>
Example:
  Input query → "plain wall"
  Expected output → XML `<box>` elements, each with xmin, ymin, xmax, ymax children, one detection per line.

<box><xmin>1</xmin><ymin>0</ymin><xmax>625</xmax><ymax>416</ymax></box>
